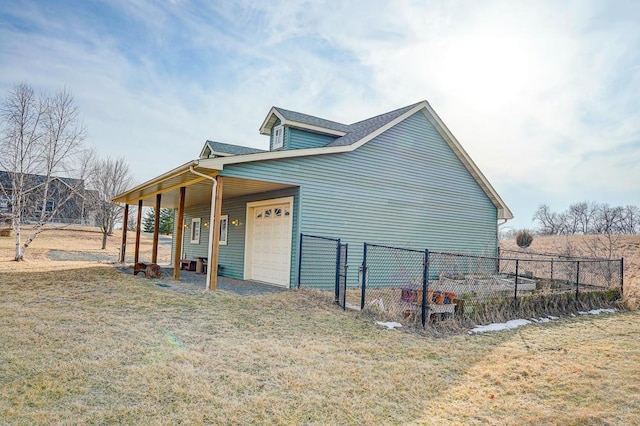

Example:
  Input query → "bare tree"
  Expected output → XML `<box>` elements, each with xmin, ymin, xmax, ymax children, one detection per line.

<box><xmin>88</xmin><ymin>156</ymin><xmax>133</xmax><ymax>250</ymax></box>
<box><xmin>532</xmin><ymin>204</ymin><xmax>563</xmax><ymax>235</ymax></box>
<box><xmin>621</xmin><ymin>205</ymin><xmax>639</xmax><ymax>234</ymax></box>
<box><xmin>0</xmin><ymin>83</ymin><xmax>88</xmax><ymax>261</ymax></box>
<box><xmin>593</xmin><ymin>204</ymin><xmax>624</xmax><ymax>235</ymax></box>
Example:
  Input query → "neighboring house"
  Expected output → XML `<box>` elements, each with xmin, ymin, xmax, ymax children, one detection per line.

<box><xmin>113</xmin><ymin>100</ymin><xmax>513</xmax><ymax>289</ymax></box>
<box><xmin>0</xmin><ymin>170</ymin><xmax>96</xmax><ymax>225</ymax></box>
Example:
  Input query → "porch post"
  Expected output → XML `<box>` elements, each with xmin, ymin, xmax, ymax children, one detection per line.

<box><xmin>207</xmin><ymin>176</ymin><xmax>223</xmax><ymax>291</ymax></box>
<box><xmin>134</xmin><ymin>199</ymin><xmax>142</xmax><ymax>264</ymax></box>
<box><xmin>173</xmin><ymin>187</ymin><xmax>186</xmax><ymax>281</ymax></box>
<box><xmin>119</xmin><ymin>204</ymin><xmax>129</xmax><ymax>263</ymax></box>
<box><xmin>152</xmin><ymin>194</ymin><xmax>161</xmax><ymax>264</ymax></box>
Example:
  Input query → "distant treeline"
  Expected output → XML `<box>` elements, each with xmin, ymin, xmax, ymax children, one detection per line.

<box><xmin>532</xmin><ymin>202</ymin><xmax>639</xmax><ymax>236</ymax></box>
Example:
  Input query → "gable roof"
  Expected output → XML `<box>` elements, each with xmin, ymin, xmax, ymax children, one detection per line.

<box><xmin>259</xmin><ymin>107</ymin><xmax>349</xmax><ymax>137</ymax></box>
<box><xmin>229</xmin><ymin>100</ymin><xmax>512</xmax><ymax>220</ymax></box>
<box><xmin>326</xmin><ymin>102</ymin><xmax>423</xmax><ymax>147</ymax></box>
<box><xmin>199</xmin><ymin>140</ymin><xmax>266</xmax><ymax>159</ymax></box>
<box><xmin>115</xmin><ymin>101</ymin><xmax>513</xmax><ymax>220</ymax></box>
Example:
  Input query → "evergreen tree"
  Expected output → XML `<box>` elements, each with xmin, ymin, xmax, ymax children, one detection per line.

<box><xmin>159</xmin><ymin>208</ymin><xmax>174</xmax><ymax>234</ymax></box>
<box><xmin>142</xmin><ymin>209</ymin><xmax>155</xmax><ymax>233</ymax></box>
<box><xmin>142</xmin><ymin>208</ymin><xmax>174</xmax><ymax>234</ymax></box>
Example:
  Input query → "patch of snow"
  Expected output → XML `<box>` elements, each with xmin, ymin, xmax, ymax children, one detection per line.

<box><xmin>578</xmin><ymin>308</ymin><xmax>616</xmax><ymax>315</ymax></box>
<box><xmin>469</xmin><ymin>309</ymin><xmax>615</xmax><ymax>334</ymax></box>
<box><xmin>469</xmin><ymin>319</ymin><xmax>532</xmax><ymax>334</ymax></box>
<box><xmin>375</xmin><ymin>321</ymin><xmax>403</xmax><ymax>330</ymax></box>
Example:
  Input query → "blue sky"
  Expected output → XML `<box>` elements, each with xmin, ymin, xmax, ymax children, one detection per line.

<box><xmin>1</xmin><ymin>0</ymin><xmax>639</xmax><ymax>231</ymax></box>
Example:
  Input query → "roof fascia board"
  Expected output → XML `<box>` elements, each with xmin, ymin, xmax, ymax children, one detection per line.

<box><xmin>111</xmin><ymin>160</ymin><xmax>199</xmax><ymax>203</ymax></box>
<box><xmin>420</xmin><ymin>104</ymin><xmax>514</xmax><ymax>220</ymax></box>
<box><xmin>198</xmin><ymin>141</ymin><xmax>212</xmax><ymax>159</ymax></box>
<box><xmin>196</xmin><ymin>143</ymin><xmax>354</xmax><ymax>170</ymax></box>
<box><xmin>284</xmin><ymin>121</ymin><xmax>347</xmax><ymax>136</ymax></box>
<box><xmin>259</xmin><ymin>107</ymin><xmax>286</xmax><ymax>135</ymax></box>
<box><xmin>209</xmin><ymin>151</ymin><xmax>233</xmax><ymax>157</ymax></box>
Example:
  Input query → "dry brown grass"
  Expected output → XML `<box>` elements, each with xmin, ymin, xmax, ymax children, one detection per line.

<box><xmin>501</xmin><ymin>234</ymin><xmax>640</xmax><ymax>302</ymax></box>
<box><xmin>0</xmin><ymin>269</ymin><xmax>638</xmax><ymax>423</ymax></box>
<box><xmin>0</xmin><ymin>226</ymin><xmax>171</xmax><ymax>272</ymax></box>
<box><xmin>1</xmin><ymin>230</ymin><xmax>639</xmax><ymax>423</ymax></box>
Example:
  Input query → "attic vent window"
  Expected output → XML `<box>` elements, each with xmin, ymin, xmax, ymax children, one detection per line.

<box><xmin>273</xmin><ymin>125</ymin><xmax>284</xmax><ymax>149</ymax></box>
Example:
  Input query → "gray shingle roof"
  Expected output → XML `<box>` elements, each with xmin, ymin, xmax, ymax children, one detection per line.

<box><xmin>206</xmin><ymin>140</ymin><xmax>266</xmax><ymax>156</ymax></box>
<box><xmin>326</xmin><ymin>101</ymin><xmax>423</xmax><ymax>147</ymax></box>
<box><xmin>272</xmin><ymin>107</ymin><xmax>351</xmax><ymax>133</ymax></box>
<box><xmin>269</xmin><ymin>101</ymin><xmax>424</xmax><ymax>148</ymax></box>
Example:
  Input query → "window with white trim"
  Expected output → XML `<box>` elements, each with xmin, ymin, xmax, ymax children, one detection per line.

<box><xmin>273</xmin><ymin>125</ymin><xmax>284</xmax><ymax>149</ymax></box>
<box><xmin>190</xmin><ymin>218</ymin><xmax>201</xmax><ymax>244</ymax></box>
<box><xmin>219</xmin><ymin>215</ymin><xmax>228</xmax><ymax>245</ymax></box>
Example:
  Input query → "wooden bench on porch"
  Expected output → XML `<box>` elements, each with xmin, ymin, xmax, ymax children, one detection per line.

<box><xmin>180</xmin><ymin>259</ymin><xmax>197</xmax><ymax>271</ymax></box>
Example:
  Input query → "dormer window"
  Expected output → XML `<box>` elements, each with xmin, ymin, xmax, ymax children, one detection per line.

<box><xmin>273</xmin><ymin>125</ymin><xmax>284</xmax><ymax>149</ymax></box>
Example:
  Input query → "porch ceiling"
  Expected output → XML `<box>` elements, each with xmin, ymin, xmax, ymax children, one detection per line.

<box><xmin>117</xmin><ymin>171</ymin><xmax>295</xmax><ymax>209</ymax></box>
<box><xmin>158</xmin><ymin>177</ymin><xmax>295</xmax><ymax>209</ymax></box>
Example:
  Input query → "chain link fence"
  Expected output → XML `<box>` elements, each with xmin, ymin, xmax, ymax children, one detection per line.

<box><xmin>361</xmin><ymin>244</ymin><xmax>623</xmax><ymax>328</ymax></box>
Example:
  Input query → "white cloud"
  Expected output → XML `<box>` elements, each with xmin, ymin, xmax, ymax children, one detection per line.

<box><xmin>1</xmin><ymin>0</ymin><xmax>638</xmax><ymax>229</ymax></box>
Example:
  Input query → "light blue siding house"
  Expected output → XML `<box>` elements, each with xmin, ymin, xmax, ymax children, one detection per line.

<box><xmin>114</xmin><ymin>101</ymin><xmax>513</xmax><ymax>290</ymax></box>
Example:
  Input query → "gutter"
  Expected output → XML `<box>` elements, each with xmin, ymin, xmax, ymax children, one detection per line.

<box><xmin>189</xmin><ymin>164</ymin><xmax>217</xmax><ymax>290</ymax></box>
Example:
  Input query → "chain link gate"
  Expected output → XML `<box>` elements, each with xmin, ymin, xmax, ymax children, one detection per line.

<box><xmin>298</xmin><ymin>233</ymin><xmax>349</xmax><ymax>309</ymax></box>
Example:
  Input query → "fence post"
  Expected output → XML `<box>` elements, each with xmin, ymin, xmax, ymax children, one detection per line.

<box><xmin>334</xmin><ymin>239</ymin><xmax>341</xmax><ymax>302</ymax></box>
<box><xmin>297</xmin><ymin>233</ymin><xmax>304</xmax><ymax>289</ymax></box>
<box><xmin>550</xmin><ymin>259</ymin><xmax>554</xmax><ymax>281</ymax></box>
<box><xmin>360</xmin><ymin>243</ymin><xmax>367</xmax><ymax>310</ymax></box>
<box><xmin>422</xmin><ymin>249</ymin><xmax>429</xmax><ymax>328</ymax></box>
<box><xmin>620</xmin><ymin>257</ymin><xmax>624</xmax><ymax>296</ymax></box>
<box><xmin>342</xmin><ymin>244</ymin><xmax>348</xmax><ymax>310</ymax></box>
<box><xmin>575</xmin><ymin>261</ymin><xmax>580</xmax><ymax>300</ymax></box>
<box><xmin>514</xmin><ymin>259</ymin><xmax>519</xmax><ymax>313</ymax></box>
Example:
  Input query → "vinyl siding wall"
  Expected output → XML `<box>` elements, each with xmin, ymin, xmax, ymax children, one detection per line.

<box><xmin>270</xmin><ymin>119</ymin><xmax>337</xmax><ymax>150</ymax></box>
<box><xmin>287</xmin><ymin>128</ymin><xmax>336</xmax><ymax>149</ymax></box>
<box><xmin>178</xmin><ymin>187</ymin><xmax>299</xmax><ymax>281</ymax></box>
<box><xmin>223</xmin><ymin>110</ymin><xmax>498</xmax><ymax>288</ymax></box>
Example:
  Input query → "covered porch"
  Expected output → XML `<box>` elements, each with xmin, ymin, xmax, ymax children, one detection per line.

<box><xmin>113</xmin><ymin>161</ymin><xmax>297</xmax><ymax>290</ymax></box>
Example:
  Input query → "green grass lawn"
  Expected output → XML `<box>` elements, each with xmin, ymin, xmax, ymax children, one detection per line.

<box><xmin>1</xmin><ymin>266</ymin><xmax>639</xmax><ymax>425</ymax></box>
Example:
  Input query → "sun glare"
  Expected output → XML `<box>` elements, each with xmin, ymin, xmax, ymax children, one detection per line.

<box><xmin>440</xmin><ymin>35</ymin><xmax>534</xmax><ymax>111</ymax></box>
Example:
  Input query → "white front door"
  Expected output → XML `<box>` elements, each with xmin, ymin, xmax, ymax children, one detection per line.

<box><xmin>245</xmin><ymin>197</ymin><xmax>293</xmax><ymax>287</ymax></box>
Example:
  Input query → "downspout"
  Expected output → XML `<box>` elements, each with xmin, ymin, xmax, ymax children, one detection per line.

<box><xmin>189</xmin><ymin>165</ymin><xmax>217</xmax><ymax>290</ymax></box>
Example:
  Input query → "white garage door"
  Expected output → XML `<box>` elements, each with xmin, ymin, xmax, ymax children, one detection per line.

<box><xmin>247</xmin><ymin>198</ymin><xmax>293</xmax><ymax>286</ymax></box>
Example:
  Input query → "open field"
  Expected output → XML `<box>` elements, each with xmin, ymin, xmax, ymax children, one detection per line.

<box><xmin>0</xmin><ymin>228</ymin><xmax>639</xmax><ymax>424</ymax></box>
<box><xmin>1</xmin><ymin>267</ymin><xmax>639</xmax><ymax>424</ymax></box>
<box><xmin>501</xmin><ymin>234</ymin><xmax>640</xmax><ymax>301</ymax></box>
<box><xmin>1</xmin><ymin>230</ymin><xmax>639</xmax><ymax>423</ymax></box>
<box><xmin>0</xmin><ymin>226</ymin><xmax>171</xmax><ymax>273</ymax></box>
